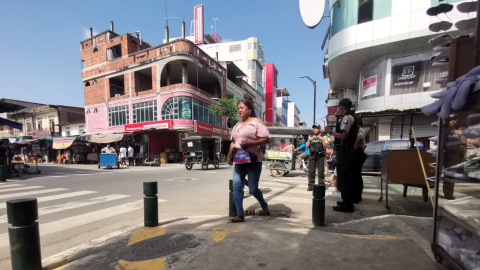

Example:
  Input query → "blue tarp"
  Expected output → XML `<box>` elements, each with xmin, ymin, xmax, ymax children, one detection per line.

<box><xmin>0</xmin><ymin>117</ymin><xmax>22</xmax><ymax>130</ymax></box>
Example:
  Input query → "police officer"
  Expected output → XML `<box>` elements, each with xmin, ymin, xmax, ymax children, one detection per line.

<box><xmin>353</xmin><ymin>121</ymin><xmax>367</xmax><ymax>202</ymax></box>
<box><xmin>325</xmin><ymin>98</ymin><xmax>359</xmax><ymax>212</ymax></box>
<box><xmin>305</xmin><ymin>123</ymin><xmax>327</xmax><ymax>191</ymax></box>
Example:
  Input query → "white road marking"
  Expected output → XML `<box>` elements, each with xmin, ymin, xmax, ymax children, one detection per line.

<box><xmin>261</xmin><ymin>182</ymin><xmax>303</xmax><ymax>188</ymax></box>
<box><xmin>0</xmin><ymin>186</ymin><xmax>44</xmax><ymax>193</ymax></box>
<box><xmin>71</xmin><ymin>174</ymin><xmax>93</xmax><ymax>176</ymax></box>
<box><xmin>0</xmin><ymin>200</ymin><xmax>145</xmax><ymax>248</ymax></box>
<box><xmin>0</xmin><ymin>191</ymin><xmax>98</xmax><ymax>210</ymax></box>
<box><xmin>51</xmin><ymin>176</ymin><xmax>67</xmax><ymax>178</ymax></box>
<box><xmin>0</xmin><ymin>184</ymin><xmax>23</xmax><ymax>189</ymax></box>
<box><xmin>262</xmin><ymin>187</ymin><xmax>313</xmax><ymax>195</ymax></box>
<box><xmin>0</xmin><ymin>188</ymin><xmax>68</xmax><ymax>200</ymax></box>
<box><xmin>0</xmin><ymin>194</ymin><xmax>133</xmax><ymax>224</ymax></box>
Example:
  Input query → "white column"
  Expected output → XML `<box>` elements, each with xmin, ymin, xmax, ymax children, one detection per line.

<box><xmin>385</xmin><ymin>58</ymin><xmax>392</xmax><ymax>97</ymax></box>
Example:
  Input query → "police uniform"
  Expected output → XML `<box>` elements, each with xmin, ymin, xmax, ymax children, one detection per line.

<box><xmin>335</xmin><ymin>112</ymin><xmax>359</xmax><ymax>210</ymax></box>
<box><xmin>353</xmin><ymin>128</ymin><xmax>367</xmax><ymax>202</ymax></box>
<box><xmin>307</xmin><ymin>131</ymin><xmax>326</xmax><ymax>190</ymax></box>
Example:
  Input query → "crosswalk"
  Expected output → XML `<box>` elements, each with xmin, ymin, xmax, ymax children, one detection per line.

<box><xmin>0</xmin><ymin>182</ymin><xmax>166</xmax><ymax>249</ymax></box>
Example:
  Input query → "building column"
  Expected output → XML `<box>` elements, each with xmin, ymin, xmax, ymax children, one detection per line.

<box><xmin>181</xmin><ymin>61</ymin><xmax>188</xmax><ymax>84</ymax></box>
<box><xmin>166</xmin><ymin>64</ymin><xmax>171</xmax><ymax>86</ymax></box>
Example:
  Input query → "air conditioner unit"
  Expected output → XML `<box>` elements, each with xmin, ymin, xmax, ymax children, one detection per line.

<box><xmin>115</xmin><ymin>94</ymin><xmax>121</xmax><ymax>97</ymax></box>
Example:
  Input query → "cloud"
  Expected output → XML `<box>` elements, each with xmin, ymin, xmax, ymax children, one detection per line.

<box><xmin>83</xmin><ymin>28</ymin><xmax>98</xmax><ymax>39</ymax></box>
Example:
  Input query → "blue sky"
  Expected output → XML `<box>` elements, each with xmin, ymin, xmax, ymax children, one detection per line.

<box><xmin>0</xmin><ymin>0</ymin><xmax>329</xmax><ymax>125</ymax></box>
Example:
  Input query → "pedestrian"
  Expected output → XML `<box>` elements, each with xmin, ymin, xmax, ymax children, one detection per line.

<box><xmin>127</xmin><ymin>144</ymin><xmax>134</xmax><ymax>166</ymax></box>
<box><xmin>101</xmin><ymin>144</ymin><xmax>116</xmax><ymax>154</ymax></box>
<box><xmin>119</xmin><ymin>145</ymin><xmax>127</xmax><ymax>166</ymax></box>
<box><xmin>325</xmin><ymin>98</ymin><xmax>359</xmax><ymax>212</ymax></box>
<box><xmin>353</xmin><ymin>121</ymin><xmax>367</xmax><ymax>202</ymax></box>
<box><xmin>282</xmin><ymin>139</ymin><xmax>294</xmax><ymax>152</ymax></box>
<box><xmin>294</xmin><ymin>135</ymin><xmax>310</xmax><ymax>169</ymax></box>
<box><xmin>227</xmin><ymin>98</ymin><xmax>270</xmax><ymax>223</ymax></box>
<box><xmin>305</xmin><ymin>123</ymin><xmax>328</xmax><ymax>191</ymax></box>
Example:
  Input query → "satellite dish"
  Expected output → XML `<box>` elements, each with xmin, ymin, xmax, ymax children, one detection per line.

<box><xmin>299</xmin><ymin>0</ymin><xmax>326</xmax><ymax>29</ymax></box>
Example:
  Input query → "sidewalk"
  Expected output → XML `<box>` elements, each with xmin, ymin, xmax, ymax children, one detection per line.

<box><xmin>43</xmin><ymin>214</ymin><xmax>448</xmax><ymax>270</ymax></box>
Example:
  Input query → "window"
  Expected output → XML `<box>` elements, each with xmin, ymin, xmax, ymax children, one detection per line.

<box><xmin>229</xmin><ymin>44</ymin><xmax>241</xmax><ymax>53</ymax></box>
<box><xmin>108</xmin><ymin>105</ymin><xmax>130</xmax><ymax>126</ymax></box>
<box><xmin>109</xmin><ymin>74</ymin><xmax>125</xmax><ymax>97</ymax></box>
<box><xmin>106</xmin><ymin>44</ymin><xmax>122</xmax><ymax>61</ymax></box>
<box><xmin>65</xmin><ymin>127</ymin><xmax>70</xmax><ymax>130</ymax></box>
<box><xmin>133</xmin><ymin>101</ymin><xmax>157</xmax><ymax>123</ymax></box>
<box><xmin>66</xmin><ymin>131</ymin><xmax>71</xmax><ymax>136</ymax></box>
<box><xmin>358</xmin><ymin>0</ymin><xmax>373</xmax><ymax>24</ymax></box>
<box><xmin>134</xmin><ymin>67</ymin><xmax>153</xmax><ymax>93</ymax></box>
<box><xmin>248</xmin><ymin>42</ymin><xmax>258</xmax><ymax>50</ymax></box>
<box><xmin>37</xmin><ymin>121</ymin><xmax>42</xmax><ymax>131</ymax></box>
<box><xmin>161</xmin><ymin>97</ymin><xmax>221</xmax><ymax>126</ymax></box>
<box><xmin>81</xmin><ymin>60</ymin><xmax>84</xmax><ymax>70</ymax></box>
<box><xmin>274</xmin><ymin>71</ymin><xmax>278</xmax><ymax>88</ymax></box>
<box><xmin>26</xmin><ymin>122</ymin><xmax>32</xmax><ymax>133</ymax></box>
<box><xmin>387</xmin><ymin>141</ymin><xmax>409</xmax><ymax>150</ymax></box>
<box><xmin>364</xmin><ymin>142</ymin><xmax>384</xmax><ymax>154</ymax></box>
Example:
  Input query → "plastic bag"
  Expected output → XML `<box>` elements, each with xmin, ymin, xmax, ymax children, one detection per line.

<box><xmin>233</xmin><ymin>149</ymin><xmax>251</xmax><ymax>165</ymax></box>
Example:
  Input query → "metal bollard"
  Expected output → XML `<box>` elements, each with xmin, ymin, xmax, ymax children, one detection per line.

<box><xmin>5</xmin><ymin>163</ymin><xmax>12</xmax><ymax>180</ymax></box>
<box><xmin>229</xmin><ymin>179</ymin><xmax>236</xmax><ymax>217</ymax></box>
<box><xmin>0</xmin><ymin>165</ymin><xmax>6</xmax><ymax>182</ymax></box>
<box><xmin>7</xmin><ymin>198</ymin><xmax>42</xmax><ymax>270</ymax></box>
<box><xmin>312</xmin><ymin>184</ymin><xmax>326</xmax><ymax>226</ymax></box>
<box><xmin>143</xmin><ymin>182</ymin><xmax>158</xmax><ymax>227</ymax></box>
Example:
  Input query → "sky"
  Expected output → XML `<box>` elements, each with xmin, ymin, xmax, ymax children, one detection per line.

<box><xmin>0</xmin><ymin>0</ymin><xmax>330</xmax><ymax>126</ymax></box>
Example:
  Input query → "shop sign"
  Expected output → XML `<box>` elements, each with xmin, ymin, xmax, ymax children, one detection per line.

<box><xmin>124</xmin><ymin>120</ymin><xmax>172</xmax><ymax>132</ymax></box>
<box><xmin>32</xmin><ymin>130</ymin><xmax>51</xmax><ymax>139</ymax></box>
<box><xmin>391</xmin><ymin>61</ymin><xmax>422</xmax><ymax>87</ymax></box>
<box><xmin>194</xmin><ymin>5</ymin><xmax>204</xmax><ymax>44</ymax></box>
<box><xmin>362</xmin><ymin>75</ymin><xmax>377</xmax><ymax>97</ymax></box>
<box><xmin>194</xmin><ymin>120</ymin><xmax>229</xmax><ymax>138</ymax></box>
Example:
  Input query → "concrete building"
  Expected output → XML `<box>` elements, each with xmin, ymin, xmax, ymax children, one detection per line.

<box><xmin>0</xmin><ymin>98</ymin><xmax>85</xmax><ymax>139</ymax></box>
<box><xmin>275</xmin><ymin>88</ymin><xmax>302</xmax><ymax>127</ymax></box>
<box><xmin>324</xmin><ymin>0</ymin><xmax>474</xmax><ymax>141</ymax></box>
<box><xmin>288</xmin><ymin>102</ymin><xmax>301</xmax><ymax>127</ymax></box>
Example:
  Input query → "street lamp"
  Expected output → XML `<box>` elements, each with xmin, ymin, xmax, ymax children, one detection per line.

<box><xmin>299</xmin><ymin>75</ymin><xmax>317</xmax><ymax>125</ymax></box>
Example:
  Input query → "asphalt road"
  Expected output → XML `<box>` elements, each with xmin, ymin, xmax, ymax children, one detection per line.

<box><xmin>0</xmin><ymin>163</ymin><xmax>434</xmax><ymax>269</ymax></box>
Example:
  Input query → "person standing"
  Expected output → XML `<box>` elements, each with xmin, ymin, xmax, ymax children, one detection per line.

<box><xmin>127</xmin><ymin>144</ymin><xmax>134</xmax><ymax>166</ymax></box>
<box><xmin>119</xmin><ymin>145</ymin><xmax>127</xmax><ymax>166</ymax></box>
<box><xmin>227</xmin><ymin>99</ymin><xmax>270</xmax><ymax>223</ymax></box>
<box><xmin>101</xmin><ymin>144</ymin><xmax>116</xmax><ymax>154</ymax></box>
<box><xmin>325</xmin><ymin>98</ymin><xmax>359</xmax><ymax>212</ymax></box>
<box><xmin>353</xmin><ymin>121</ymin><xmax>367</xmax><ymax>202</ymax></box>
<box><xmin>305</xmin><ymin>123</ymin><xmax>328</xmax><ymax>191</ymax></box>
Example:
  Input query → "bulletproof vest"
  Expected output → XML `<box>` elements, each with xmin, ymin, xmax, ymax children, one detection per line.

<box><xmin>338</xmin><ymin>110</ymin><xmax>359</xmax><ymax>149</ymax></box>
<box><xmin>309</xmin><ymin>136</ymin><xmax>325</xmax><ymax>154</ymax></box>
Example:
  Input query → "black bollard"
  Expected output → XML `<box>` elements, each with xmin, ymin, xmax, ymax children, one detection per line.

<box><xmin>143</xmin><ymin>182</ymin><xmax>158</xmax><ymax>227</ymax></box>
<box><xmin>5</xmin><ymin>163</ymin><xmax>12</xmax><ymax>180</ymax></box>
<box><xmin>7</xmin><ymin>198</ymin><xmax>42</xmax><ymax>270</ymax></box>
<box><xmin>0</xmin><ymin>165</ymin><xmax>6</xmax><ymax>182</ymax></box>
<box><xmin>312</xmin><ymin>184</ymin><xmax>326</xmax><ymax>226</ymax></box>
<box><xmin>229</xmin><ymin>179</ymin><xmax>236</xmax><ymax>217</ymax></box>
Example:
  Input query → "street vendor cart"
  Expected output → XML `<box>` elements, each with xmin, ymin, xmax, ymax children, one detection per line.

<box><xmin>98</xmin><ymin>153</ymin><xmax>119</xmax><ymax>169</ymax></box>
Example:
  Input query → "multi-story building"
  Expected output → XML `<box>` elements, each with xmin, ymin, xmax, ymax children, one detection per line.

<box><xmin>80</xmin><ymin>22</ymin><xmax>230</xmax><ymax>155</ymax></box>
<box><xmin>0</xmin><ymin>98</ymin><xmax>85</xmax><ymax>138</ymax></box>
<box><xmin>264</xmin><ymin>63</ymin><xmax>279</xmax><ymax>125</ymax></box>
<box><xmin>323</xmin><ymin>0</ymin><xmax>473</xmax><ymax>141</ymax></box>
<box><xmin>288</xmin><ymin>102</ymin><xmax>301</xmax><ymax>128</ymax></box>
<box><xmin>275</xmin><ymin>88</ymin><xmax>289</xmax><ymax>127</ymax></box>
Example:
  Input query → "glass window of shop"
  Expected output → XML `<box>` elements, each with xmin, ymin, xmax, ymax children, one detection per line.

<box><xmin>390</xmin><ymin>52</ymin><xmax>448</xmax><ymax>96</ymax></box>
<box><xmin>108</xmin><ymin>105</ymin><xmax>130</xmax><ymax>126</ymax></box>
<box><xmin>133</xmin><ymin>101</ymin><xmax>157</xmax><ymax>123</ymax></box>
<box><xmin>360</xmin><ymin>59</ymin><xmax>387</xmax><ymax>101</ymax></box>
<box><xmin>161</xmin><ymin>96</ymin><xmax>222</xmax><ymax>127</ymax></box>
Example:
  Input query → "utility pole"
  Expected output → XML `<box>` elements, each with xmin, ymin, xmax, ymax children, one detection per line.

<box><xmin>475</xmin><ymin>2</ymin><xmax>480</xmax><ymax>66</ymax></box>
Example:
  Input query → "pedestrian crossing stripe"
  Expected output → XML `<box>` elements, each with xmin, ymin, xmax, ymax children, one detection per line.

<box><xmin>0</xmin><ymin>191</ymin><xmax>98</xmax><ymax>210</ymax></box>
<box><xmin>0</xmin><ymin>194</ymin><xmax>133</xmax><ymax>224</ymax></box>
<box><xmin>0</xmin><ymin>188</ymin><xmax>68</xmax><ymax>200</ymax></box>
<box><xmin>0</xmin><ymin>186</ymin><xmax>44</xmax><ymax>193</ymax></box>
<box><xmin>0</xmin><ymin>184</ymin><xmax>24</xmax><ymax>189</ymax></box>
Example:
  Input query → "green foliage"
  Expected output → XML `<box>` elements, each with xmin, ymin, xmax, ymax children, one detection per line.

<box><xmin>208</xmin><ymin>98</ymin><xmax>238</xmax><ymax>120</ymax></box>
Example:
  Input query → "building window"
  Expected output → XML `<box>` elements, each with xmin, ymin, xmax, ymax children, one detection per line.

<box><xmin>358</xmin><ymin>0</ymin><xmax>373</xmax><ymax>24</ymax></box>
<box><xmin>109</xmin><ymin>74</ymin><xmax>125</xmax><ymax>97</ymax></box>
<box><xmin>134</xmin><ymin>67</ymin><xmax>153</xmax><ymax>93</ymax></box>
<box><xmin>109</xmin><ymin>105</ymin><xmax>130</xmax><ymax>126</ymax></box>
<box><xmin>37</xmin><ymin>121</ymin><xmax>42</xmax><ymax>131</ymax></box>
<box><xmin>248</xmin><ymin>42</ymin><xmax>258</xmax><ymax>50</ymax></box>
<box><xmin>49</xmin><ymin>119</ymin><xmax>55</xmax><ymax>132</ymax></box>
<box><xmin>161</xmin><ymin>97</ymin><xmax>221</xmax><ymax>126</ymax></box>
<box><xmin>26</xmin><ymin>122</ymin><xmax>32</xmax><ymax>133</ymax></box>
<box><xmin>66</xmin><ymin>131</ymin><xmax>71</xmax><ymax>136</ymax></box>
<box><xmin>229</xmin><ymin>44</ymin><xmax>241</xmax><ymax>53</ymax></box>
<box><xmin>106</xmin><ymin>44</ymin><xmax>122</xmax><ymax>61</ymax></box>
<box><xmin>133</xmin><ymin>101</ymin><xmax>157</xmax><ymax>123</ymax></box>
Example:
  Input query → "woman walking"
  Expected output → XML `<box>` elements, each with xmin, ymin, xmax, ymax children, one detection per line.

<box><xmin>227</xmin><ymin>99</ymin><xmax>270</xmax><ymax>223</ymax></box>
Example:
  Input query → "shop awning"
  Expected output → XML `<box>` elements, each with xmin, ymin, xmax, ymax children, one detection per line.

<box><xmin>53</xmin><ymin>137</ymin><xmax>76</xmax><ymax>149</ymax></box>
<box><xmin>89</xmin><ymin>133</ymin><xmax>124</xmax><ymax>144</ymax></box>
<box><xmin>0</xmin><ymin>117</ymin><xmax>22</xmax><ymax>130</ymax></box>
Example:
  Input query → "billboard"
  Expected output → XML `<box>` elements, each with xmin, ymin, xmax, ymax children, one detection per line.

<box><xmin>124</xmin><ymin>120</ymin><xmax>172</xmax><ymax>132</ymax></box>
<box><xmin>362</xmin><ymin>75</ymin><xmax>377</xmax><ymax>97</ymax></box>
<box><xmin>194</xmin><ymin>5</ymin><xmax>204</xmax><ymax>44</ymax></box>
<box><xmin>194</xmin><ymin>120</ymin><xmax>229</xmax><ymax>138</ymax></box>
<box><xmin>391</xmin><ymin>61</ymin><xmax>422</xmax><ymax>88</ymax></box>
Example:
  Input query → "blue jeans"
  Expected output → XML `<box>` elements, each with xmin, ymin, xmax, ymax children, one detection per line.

<box><xmin>232</xmin><ymin>162</ymin><xmax>267</xmax><ymax>216</ymax></box>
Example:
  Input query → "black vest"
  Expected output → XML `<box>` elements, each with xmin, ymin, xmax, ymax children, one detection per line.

<box><xmin>309</xmin><ymin>136</ymin><xmax>325</xmax><ymax>155</ymax></box>
<box><xmin>338</xmin><ymin>111</ymin><xmax>359</xmax><ymax>149</ymax></box>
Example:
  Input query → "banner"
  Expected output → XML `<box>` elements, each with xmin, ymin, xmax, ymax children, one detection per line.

<box><xmin>194</xmin><ymin>120</ymin><xmax>229</xmax><ymax>138</ymax></box>
<box><xmin>124</xmin><ymin>120</ymin><xmax>172</xmax><ymax>132</ymax></box>
<box><xmin>362</xmin><ymin>75</ymin><xmax>377</xmax><ymax>97</ymax></box>
<box><xmin>32</xmin><ymin>130</ymin><xmax>51</xmax><ymax>139</ymax></box>
<box><xmin>391</xmin><ymin>61</ymin><xmax>422</xmax><ymax>88</ymax></box>
<box><xmin>194</xmin><ymin>5</ymin><xmax>204</xmax><ymax>44</ymax></box>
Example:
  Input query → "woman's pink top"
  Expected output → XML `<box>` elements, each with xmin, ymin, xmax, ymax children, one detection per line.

<box><xmin>231</xmin><ymin>118</ymin><xmax>270</xmax><ymax>162</ymax></box>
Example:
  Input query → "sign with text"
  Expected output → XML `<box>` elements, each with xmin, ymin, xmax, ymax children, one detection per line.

<box><xmin>32</xmin><ymin>130</ymin><xmax>51</xmax><ymax>139</ymax></box>
<box><xmin>362</xmin><ymin>75</ymin><xmax>377</xmax><ymax>97</ymax></box>
<box><xmin>194</xmin><ymin>5</ymin><xmax>204</xmax><ymax>44</ymax></box>
<box><xmin>194</xmin><ymin>120</ymin><xmax>229</xmax><ymax>138</ymax></box>
<box><xmin>124</xmin><ymin>120</ymin><xmax>172</xmax><ymax>132</ymax></box>
<box><xmin>391</xmin><ymin>61</ymin><xmax>422</xmax><ymax>88</ymax></box>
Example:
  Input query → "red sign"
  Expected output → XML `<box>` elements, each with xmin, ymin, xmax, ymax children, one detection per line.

<box><xmin>32</xmin><ymin>130</ymin><xmax>51</xmax><ymax>139</ymax></box>
<box><xmin>124</xmin><ymin>120</ymin><xmax>172</xmax><ymax>132</ymax></box>
<box><xmin>194</xmin><ymin>5</ymin><xmax>204</xmax><ymax>44</ymax></box>
<box><xmin>194</xmin><ymin>121</ymin><xmax>229</xmax><ymax>138</ymax></box>
<box><xmin>362</xmin><ymin>75</ymin><xmax>377</xmax><ymax>97</ymax></box>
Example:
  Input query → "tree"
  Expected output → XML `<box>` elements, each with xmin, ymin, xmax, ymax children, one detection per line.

<box><xmin>208</xmin><ymin>98</ymin><xmax>238</xmax><ymax>127</ymax></box>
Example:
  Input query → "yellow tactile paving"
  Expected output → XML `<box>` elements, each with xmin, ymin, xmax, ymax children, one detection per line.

<box><xmin>128</xmin><ymin>225</ymin><xmax>165</xmax><ymax>246</ymax></box>
<box><xmin>115</xmin><ymin>258</ymin><xmax>165</xmax><ymax>270</ymax></box>
<box><xmin>210</xmin><ymin>228</ymin><xmax>244</xmax><ymax>243</ymax></box>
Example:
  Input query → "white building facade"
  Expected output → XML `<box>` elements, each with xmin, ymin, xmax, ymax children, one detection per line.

<box><xmin>287</xmin><ymin>102</ymin><xmax>301</xmax><ymax>127</ymax></box>
<box><xmin>325</xmin><ymin>0</ymin><xmax>475</xmax><ymax>141</ymax></box>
